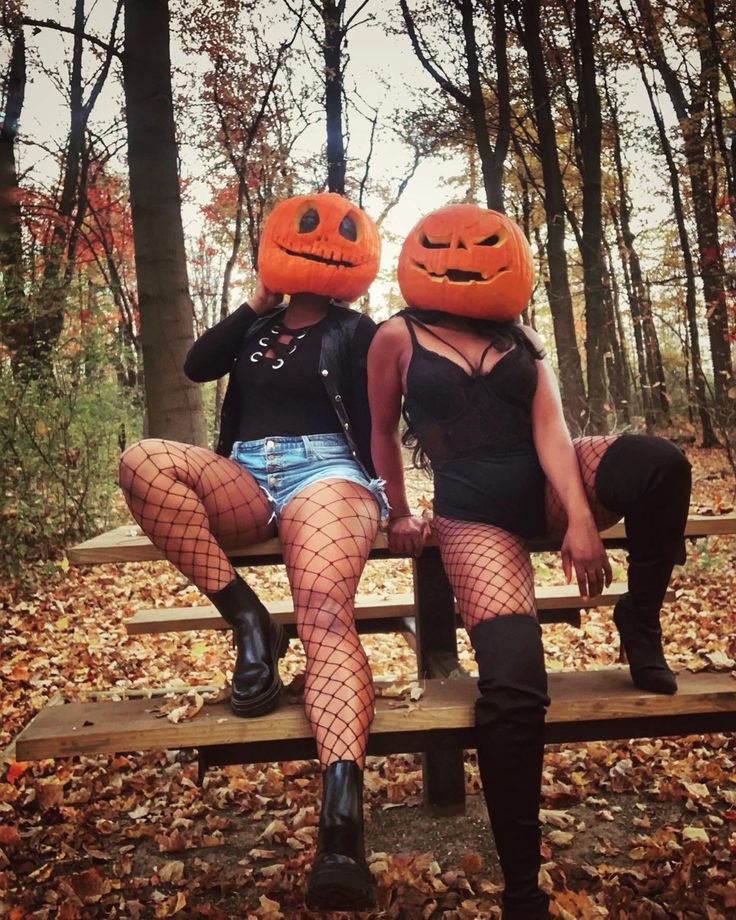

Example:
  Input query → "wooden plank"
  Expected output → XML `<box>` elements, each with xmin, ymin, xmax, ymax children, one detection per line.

<box><xmin>15</xmin><ymin>670</ymin><xmax>736</xmax><ymax>762</ymax></box>
<box><xmin>124</xmin><ymin>583</ymin><xmax>673</xmax><ymax>636</ymax></box>
<box><xmin>67</xmin><ymin>514</ymin><xmax>736</xmax><ymax>566</ymax></box>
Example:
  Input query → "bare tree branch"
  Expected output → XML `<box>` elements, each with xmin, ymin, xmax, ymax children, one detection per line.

<box><xmin>22</xmin><ymin>15</ymin><xmax>121</xmax><ymax>57</ymax></box>
<box><xmin>399</xmin><ymin>0</ymin><xmax>472</xmax><ymax>108</ymax></box>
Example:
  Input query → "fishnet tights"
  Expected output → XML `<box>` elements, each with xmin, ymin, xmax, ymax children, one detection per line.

<box><xmin>434</xmin><ymin>436</ymin><xmax>625</xmax><ymax>630</ymax></box>
<box><xmin>119</xmin><ymin>440</ymin><xmax>379</xmax><ymax>770</ymax></box>
<box><xmin>433</xmin><ymin>516</ymin><xmax>537</xmax><ymax>631</ymax></box>
<box><xmin>118</xmin><ymin>439</ymin><xmax>275</xmax><ymax>593</ymax></box>
<box><xmin>545</xmin><ymin>435</ymin><xmax>622</xmax><ymax>539</ymax></box>
<box><xmin>280</xmin><ymin>479</ymin><xmax>379</xmax><ymax>769</ymax></box>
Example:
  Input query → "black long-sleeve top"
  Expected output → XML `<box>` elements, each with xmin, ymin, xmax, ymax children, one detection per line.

<box><xmin>184</xmin><ymin>302</ymin><xmax>377</xmax><ymax>476</ymax></box>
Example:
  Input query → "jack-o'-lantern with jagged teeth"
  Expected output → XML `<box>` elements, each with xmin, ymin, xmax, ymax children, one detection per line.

<box><xmin>258</xmin><ymin>192</ymin><xmax>380</xmax><ymax>302</ymax></box>
<box><xmin>397</xmin><ymin>204</ymin><xmax>534</xmax><ymax>320</ymax></box>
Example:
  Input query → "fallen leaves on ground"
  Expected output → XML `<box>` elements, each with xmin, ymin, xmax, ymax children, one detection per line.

<box><xmin>1</xmin><ymin>449</ymin><xmax>735</xmax><ymax>917</ymax></box>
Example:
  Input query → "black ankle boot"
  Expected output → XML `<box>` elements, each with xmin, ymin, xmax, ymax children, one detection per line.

<box><xmin>471</xmin><ymin>616</ymin><xmax>551</xmax><ymax>920</ymax></box>
<box><xmin>305</xmin><ymin>760</ymin><xmax>376</xmax><ymax>911</ymax></box>
<box><xmin>614</xmin><ymin>593</ymin><xmax>677</xmax><ymax>694</ymax></box>
<box><xmin>207</xmin><ymin>573</ymin><xmax>288</xmax><ymax>717</ymax></box>
<box><xmin>594</xmin><ymin>435</ymin><xmax>691</xmax><ymax>696</ymax></box>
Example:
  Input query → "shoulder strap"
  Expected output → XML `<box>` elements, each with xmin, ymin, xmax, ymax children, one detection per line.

<box><xmin>403</xmin><ymin>313</ymin><xmax>476</xmax><ymax>374</ymax></box>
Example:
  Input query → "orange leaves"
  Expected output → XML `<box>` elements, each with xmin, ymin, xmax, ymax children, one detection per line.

<box><xmin>0</xmin><ymin>826</ymin><xmax>21</xmax><ymax>847</ymax></box>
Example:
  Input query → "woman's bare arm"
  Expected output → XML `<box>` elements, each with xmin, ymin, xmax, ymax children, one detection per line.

<box><xmin>524</xmin><ymin>326</ymin><xmax>612</xmax><ymax>596</ymax></box>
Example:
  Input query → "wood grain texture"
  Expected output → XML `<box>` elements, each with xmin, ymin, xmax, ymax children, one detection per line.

<box><xmin>15</xmin><ymin>670</ymin><xmax>736</xmax><ymax>761</ymax></box>
<box><xmin>124</xmin><ymin>583</ymin><xmax>674</xmax><ymax>635</ymax></box>
<box><xmin>66</xmin><ymin>514</ymin><xmax>736</xmax><ymax>565</ymax></box>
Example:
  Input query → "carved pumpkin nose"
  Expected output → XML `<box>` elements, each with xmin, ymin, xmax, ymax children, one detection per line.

<box><xmin>258</xmin><ymin>192</ymin><xmax>380</xmax><ymax>302</ymax></box>
<box><xmin>398</xmin><ymin>204</ymin><xmax>533</xmax><ymax>321</ymax></box>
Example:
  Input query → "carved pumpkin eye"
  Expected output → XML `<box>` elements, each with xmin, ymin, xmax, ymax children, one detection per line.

<box><xmin>339</xmin><ymin>214</ymin><xmax>357</xmax><ymax>241</ymax></box>
<box><xmin>420</xmin><ymin>233</ymin><xmax>450</xmax><ymax>249</ymax></box>
<box><xmin>478</xmin><ymin>234</ymin><xmax>500</xmax><ymax>246</ymax></box>
<box><xmin>298</xmin><ymin>208</ymin><xmax>320</xmax><ymax>233</ymax></box>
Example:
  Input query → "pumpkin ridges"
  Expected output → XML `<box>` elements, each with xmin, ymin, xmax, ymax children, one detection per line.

<box><xmin>259</xmin><ymin>192</ymin><xmax>380</xmax><ymax>301</ymax></box>
<box><xmin>398</xmin><ymin>204</ymin><xmax>533</xmax><ymax>321</ymax></box>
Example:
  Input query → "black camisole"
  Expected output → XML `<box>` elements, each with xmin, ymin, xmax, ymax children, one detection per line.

<box><xmin>402</xmin><ymin>315</ymin><xmax>547</xmax><ymax>537</ymax></box>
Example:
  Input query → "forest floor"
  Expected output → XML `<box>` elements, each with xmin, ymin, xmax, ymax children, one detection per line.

<box><xmin>1</xmin><ymin>447</ymin><xmax>736</xmax><ymax>919</ymax></box>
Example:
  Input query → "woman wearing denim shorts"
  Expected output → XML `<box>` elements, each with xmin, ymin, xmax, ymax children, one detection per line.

<box><xmin>118</xmin><ymin>194</ymin><xmax>387</xmax><ymax>911</ymax></box>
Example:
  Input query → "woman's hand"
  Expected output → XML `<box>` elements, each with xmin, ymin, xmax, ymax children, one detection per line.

<box><xmin>387</xmin><ymin>514</ymin><xmax>430</xmax><ymax>556</ymax></box>
<box><xmin>560</xmin><ymin>516</ymin><xmax>612</xmax><ymax>598</ymax></box>
<box><xmin>250</xmin><ymin>277</ymin><xmax>283</xmax><ymax>315</ymax></box>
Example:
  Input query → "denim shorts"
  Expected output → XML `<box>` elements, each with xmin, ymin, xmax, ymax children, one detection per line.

<box><xmin>230</xmin><ymin>433</ymin><xmax>389</xmax><ymax>520</ymax></box>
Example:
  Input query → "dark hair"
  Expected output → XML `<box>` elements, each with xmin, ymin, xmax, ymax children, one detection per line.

<box><xmin>399</xmin><ymin>307</ymin><xmax>544</xmax><ymax>470</ymax></box>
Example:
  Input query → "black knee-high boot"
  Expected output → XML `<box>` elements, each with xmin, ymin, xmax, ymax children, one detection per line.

<box><xmin>594</xmin><ymin>435</ymin><xmax>692</xmax><ymax>695</ymax></box>
<box><xmin>206</xmin><ymin>573</ymin><xmax>288</xmax><ymax>717</ymax></box>
<box><xmin>470</xmin><ymin>614</ymin><xmax>551</xmax><ymax>920</ymax></box>
<box><xmin>305</xmin><ymin>760</ymin><xmax>376</xmax><ymax>911</ymax></box>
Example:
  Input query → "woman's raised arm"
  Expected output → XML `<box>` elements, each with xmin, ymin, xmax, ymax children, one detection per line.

<box><xmin>524</xmin><ymin>325</ymin><xmax>612</xmax><ymax>597</ymax></box>
<box><xmin>184</xmin><ymin>279</ymin><xmax>281</xmax><ymax>382</ymax></box>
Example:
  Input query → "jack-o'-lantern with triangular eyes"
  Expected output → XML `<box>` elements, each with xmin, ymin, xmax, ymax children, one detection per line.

<box><xmin>397</xmin><ymin>204</ymin><xmax>534</xmax><ymax>321</ymax></box>
<box><xmin>258</xmin><ymin>192</ymin><xmax>380</xmax><ymax>302</ymax></box>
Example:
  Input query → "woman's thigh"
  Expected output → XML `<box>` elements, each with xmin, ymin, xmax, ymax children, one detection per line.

<box><xmin>278</xmin><ymin>478</ymin><xmax>379</xmax><ymax>619</ymax></box>
<box><xmin>545</xmin><ymin>435</ymin><xmax>622</xmax><ymax>539</ymax></box>
<box><xmin>433</xmin><ymin>515</ymin><xmax>537</xmax><ymax>631</ymax></box>
<box><xmin>119</xmin><ymin>438</ymin><xmax>276</xmax><ymax>548</ymax></box>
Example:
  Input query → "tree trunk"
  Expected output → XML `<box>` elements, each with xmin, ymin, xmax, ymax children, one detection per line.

<box><xmin>609</xmin><ymin>203</ymin><xmax>653</xmax><ymax>428</ymax></box>
<box><xmin>400</xmin><ymin>0</ymin><xmax>510</xmax><ymax>212</ymax></box>
<box><xmin>0</xmin><ymin>27</ymin><xmax>26</xmax><ymax>356</ymax></box>
<box><xmin>518</xmin><ymin>0</ymin><xmax>587</xmax><ymax>429</ymax></box>
<box><xmin>122</xmin><ymin>0</ymin><xmax>206</xmax><ymax>445</ymax></box>
<box><xmin>638</xmin><ymin>65</ymin><xmax>720</xmax><ymax>446</ymax></box>
<box><xmin>600</xmin><ymin>236</ymin><xmax>630</xmax><ymax>424</ymax></box>
<box><xmin>459</xmin><ymin>0</ymin><xmax>505</xmax><ymax>210</ymax></box>
<box><xmin>632</xmin><ymin>0</ymin><xmax>733</xmax><ymax>402</ymax></box>
<box><xmin>605</xmin><ymin>74</ymin><xmax>670</xmax><ymax>426</ymax></box>
<box><xmin>322</xmin><ymin>0</ymin><xmax>346</xmax><ymax>194</ymax></box>
<box><xmin>574</xmin><ymin>0</ymin><xmax>606</xmax><ymax>431</ymax></box>
<box><xmin>603</xmin><ymin>233</ymin><xmax>632</xmax><ymax>422</ymax></box>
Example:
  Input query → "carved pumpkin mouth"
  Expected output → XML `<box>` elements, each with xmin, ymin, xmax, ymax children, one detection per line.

<box><xmin>414</xmin><ymin>261</ymin><xmax>508</xmax><ymax>284</ymax></box>
<box><xmin>279</xmin><ymin>244</ymin><xmax>355</xmax><ymax>268</ymax></box>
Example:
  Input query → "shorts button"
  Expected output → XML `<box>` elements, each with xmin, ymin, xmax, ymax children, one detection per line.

<box><xmin>267</xmin><ymin>454</ymin><xmax>275</xmax><ymax>461</ymax></box>
<box><xmin>266</xmin><ymin>439</ymin><xmax>275</xmax><ymax>448</ymax></box>
<box><xmin>321</xmin><ymin>369</ymin><xmax>328</xmax><ymax>376</ymax></box>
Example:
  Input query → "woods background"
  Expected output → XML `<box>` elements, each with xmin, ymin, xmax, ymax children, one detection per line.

<box><xmin>1</xmin><ymin>0</ymin><xmax>735</xmax><ymax>571</ymax></box>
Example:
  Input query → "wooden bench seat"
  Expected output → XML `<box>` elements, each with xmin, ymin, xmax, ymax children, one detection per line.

<box><xmin>66</xmin><ymin>513</ymin><xmax>736</xmax><ymax>566</ymax></box>
<box><xmin>20</xmin><ymin>511</ymin><xmax>732</xmax><ymax>814</ymax></box>
<box><xmin>124</xmin><ymin>583</ymin><xmax>675</xmax><ymax>636</ymax></box>
<box><xmin>15</xmin><ymin>670</ymin><xmax>736</xmax><ymax>764</ymax></box>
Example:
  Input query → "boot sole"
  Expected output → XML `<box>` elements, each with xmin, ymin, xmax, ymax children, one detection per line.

<box><xmin>305</xmin><ymin>885</ymin><xmax>376</xmax><ymax>912</ymax></box>
<box><xmin>229</xmin><ymin>625</ymin><xmax>289</xmax><ymax>718</ymax></box>
<box><xmin>306</xmin><ymin>854</ymin><xmax>376</xmax><ymax>911</ymax></box>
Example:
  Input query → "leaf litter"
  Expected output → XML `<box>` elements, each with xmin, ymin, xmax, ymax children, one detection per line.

<box><xmin>0</xmin><ymin>451</ymin><xmax>735</xmax><ymax>916</ymax></box>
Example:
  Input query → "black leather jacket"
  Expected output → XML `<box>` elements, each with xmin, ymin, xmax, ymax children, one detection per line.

<box><xmin>184</xmin><ymin>302</ymin><xmax>377</xmax><ymax>477</ymax></box>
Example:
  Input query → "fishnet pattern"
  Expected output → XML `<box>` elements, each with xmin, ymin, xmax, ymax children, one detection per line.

<box><xmin>433</xmin><ymin>516</ymin><xmax>537</xmax><ymax>631</ymax></box>
<box><xmin>279</xmin><ymin>479</ymin><xmax>379</xmax><ymax>768</ymax></box>
<box><xmin>118</xmin><ymin>439</ymin><xmax>275</xmax><ymax>593</ymax></box>
<box><xmin>545</xmin><ymin>435</ymin><xmax>622</xmax><ymax>539</ymax></box>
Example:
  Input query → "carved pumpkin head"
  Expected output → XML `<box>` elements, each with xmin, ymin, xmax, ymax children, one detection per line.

<box><xmin>258</xmin><ymin>192</ymin><xmax>380</xmax><ymax>302</ymax></box>
<box><xmin>397</xmin><ymin>204</ymin><xmax>534</xmax><ymax>320</ymax></box>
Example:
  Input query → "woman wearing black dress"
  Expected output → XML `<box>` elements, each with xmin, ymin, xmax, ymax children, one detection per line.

<box><xmin>368</xmin><ymin>203</ymin><xmax>691</xmax><ymax>918</ymax></box>
<box><xmin>119</xmin><ymin>193</ymin><xmax>387</xmax><ymax>911</ymax></box>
